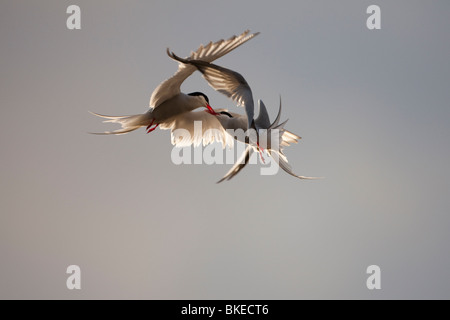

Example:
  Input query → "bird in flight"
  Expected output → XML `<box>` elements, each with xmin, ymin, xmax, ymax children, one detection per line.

<box><xmin>91</xmin><ymin>30</ymin><xmax>259</xmax><ymax>135</ymax></box>
<box><xmin>91</xmin><ymin>30</ymin><xmax>318</xmax><ymax>182</ymax></box>
<box><xmin>162</xmin><ymin>94</ymin><xmax>320</xmax><ymax>182</ymax></box>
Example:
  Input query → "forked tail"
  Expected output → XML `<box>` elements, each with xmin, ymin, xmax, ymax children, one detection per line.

<box><xmin>89</xmin><ymin>111</ymin><xmax>153</xmax><ymax>135</ymax></box>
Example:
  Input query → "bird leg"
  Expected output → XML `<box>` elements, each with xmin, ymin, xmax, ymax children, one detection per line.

<box><xmin>146</xmin><ymin>119</ymin><xmax>159</xmax><ymax>133</ymax></box>
<box><xmin>257</xmin><ymin>142</ymin><xmax>266</xmax><ymax>164</ymax></box>
<box><xmin>259</xmin><ymin>151</ymin><xmax>266</xmax><ymax>164</ymax></box>
<box><xmin>146</xmin><ymin>119</ymin><xmax>155</xmax><ymax>131</ymax></box>
<box><xmin>147</xmin><ymin>124</ymin><xmax>159</xmax><ymax>133</ymax></box>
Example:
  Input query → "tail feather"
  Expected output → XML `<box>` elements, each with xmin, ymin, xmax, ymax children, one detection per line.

<box><xmin>89</xmin><ymin>111</ymin><xmax>153</xmax><ymax>135</ymax></box>
<box><xmin>281</xmin><ymin>130</ymin><xmax>301</xmax><ymax>147</ymax></box>
<box><xmin>273</xmin><ymin>151</ymin><xmax>322</xmax><ymax>180</ymax></box>
<box><xmin>267</xmin><ymin>116</ymin><xmax>321</xmax><ymax>180</ymax></box>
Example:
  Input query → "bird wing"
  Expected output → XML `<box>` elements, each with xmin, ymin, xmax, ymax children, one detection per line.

<box><xmin>167</xmin><ymin>53</ymin><xmax>254</xmax><ymax>128</ymax></box>
<box><xmin>257</xmin><ymin>97</ymin><xmax>318</xmax><ymax>179</ymax></box>
<box><xmin>262</xmin><ymin>96</ymin><xmax>300</xmax><ymax>147</ymax></box>
<box><xmin>217</xmin><ymin>145</ymin><xmax>253</xmax><ymax>183</ymax></box>
<box><xmin>271</xmin><ymin>151</ymin><xmax>322</xmax><ymax>180</ymax></box>
<box><xmin>268</xmin><ymin>96</ymin><xmax>283</xmax><ymax>129</ymax></box>
<box><xmin>281</xmin><ymin>130</ymin><xmax>301</xmax><ymax>147</ymax></box>
<box><xmin>159</xmin><ymin>111</ymin><xmax>234</xmax><ymax>149</ymax></box>
<box><xmin>255</xmin><ymin>100</ymin><xmax>271</xmax><ymax>130</ymax></box>
<box><xmin>150</xmin><ymin>30</ymin><xmax>259</xmax><ymax>109</ymax></box>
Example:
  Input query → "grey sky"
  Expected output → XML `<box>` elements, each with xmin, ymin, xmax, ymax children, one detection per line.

<box><xmin>1</xmin><ymin>0</ymin><xmax>449</xmax><ymax>299</ymax></box>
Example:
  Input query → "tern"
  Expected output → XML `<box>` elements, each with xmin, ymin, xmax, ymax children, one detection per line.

<box><xmin>216</xmin><ymin>99</ymin><xmax>321</xmax><ymax>182</ymax></box>
<box><xmin>165</xmin><ymin>48</ymin><xmax>319</xmax><ymax>181</ymax></box>
<box><xmin>91</xmin><ymin>30</ymin><xmax>259</xmax><ymax>135</ymax></box>
<box><xmin>161</xmin><ymin>98</ymin><xmax>320</xmax><ymax>182</ymax></box>
<box><xmin>166</xmin><ymin>48</ymin><xmax>269</xmax><ymax>131</ymax></box>
<box><xmin>167</xmin><ymin>48</ymin><xmax>264</xmax><ymax>153</ymax></box>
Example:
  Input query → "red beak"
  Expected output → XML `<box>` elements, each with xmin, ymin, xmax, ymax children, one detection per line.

<box><xmin>206</xmin><ymin>104</ymin><xmax>219</xmax><ymax>116</ymax></box>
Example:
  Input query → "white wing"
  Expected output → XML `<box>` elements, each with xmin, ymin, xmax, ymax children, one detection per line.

<box><xmin>281</xmin><ymin>130</ymin><xmax>301</xmax><ymax>147</ymax></box>
<box><xmin>167</xmin><ymin>53</ymin><xmax>255</xmax><ymax>128</ymax></box>
<box><xmin>160</xmin><ymin>111</ymin><xmax>234</xmax><ymax>149</ymax></box>
<box><xmin>217</xmin><ymin>146</ymin><xmax>253</xmax><ymax>183</ymax></box>
<box><xmin>150</xmin><ymin>30</ymin><xmax>259</xmax><ymax>109</ymax></box>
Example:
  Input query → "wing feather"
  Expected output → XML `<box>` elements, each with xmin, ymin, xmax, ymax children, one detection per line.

<box><xmin>255</xmin><ymin>100</ymin><xmax>271</xmax><ymax>129</ymax></box>
<box><xmin>150</xmin><ymin>31</ymin><xmax>259</xmax><ymax>109</ymax></box>
<box><xmin>166</xmin><ymin>53</ymin><xmax>255</xmax><ymax>127</ymax></box>
<box><xmin>217</xmin><ymin>146</ymin><xmax>253</xmax><ymax>183</ymax></box>
<box><xmin>160</xmin><ymin>111</ymin><xmax>234</xmax><ymax>148</ymax></box>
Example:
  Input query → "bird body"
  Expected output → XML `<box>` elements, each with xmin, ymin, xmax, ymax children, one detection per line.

<box><xmin>91</xmin><ymin>30</ymin><xmax>260</xmax><ymax>135</ymax></box>
<box><xmin>215</xmin><ymin>99</ymin><xmax>319</xmax><ymax>182</ymax></box>
<box><xmin>151</xmin><ymin>93</ymin><xmax>207</xmax><ymax>123</ymax></box>
<box><xmin>91</xmin><ymin>30</ymin><xmax>319</xmax><ymax>182</ymax></box>
<box><xmin>166</xmin><ymin>47</ymin><xmax>319</xmax><ymax>181</ymax></box>
<box><xmin>159</xmin><ymin>97</ymin><xmax>317</xmax><ymax>182</ymax></box>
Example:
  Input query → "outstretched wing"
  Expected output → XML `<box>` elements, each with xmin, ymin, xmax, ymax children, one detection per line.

<box><xmin>150</xmin><ymin>30</ymin><xmax>259</xmax><ymax>109</ymax></box>
<box><xmin>255</xmin><ymin>100</ymin><xmax>271</xmax><ymax>130</ymax></box>
<box><xmin>167</xmin><ymin>52</ymin><xmax>255</xmax><ymax>129</ymax></box>
<box><xmin>217</xmin><ymin>146</ymin><xmax>253</xmax><ymax>183</ymax></box>
<box><xmin>270</xmin><ymin>151</ymin><xmax>322</xmax><ymax>180</ymax></box>
<box><xmin>159</xmin><ymin>111</ymin><xmax>234</xmax><ymax>149</ymax></box>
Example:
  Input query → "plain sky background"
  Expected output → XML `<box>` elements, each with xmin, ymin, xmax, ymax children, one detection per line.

<box><xmin>1</xmin><ymin>0</ymin><xmax>449</xmax><ymax>299</ymax></box>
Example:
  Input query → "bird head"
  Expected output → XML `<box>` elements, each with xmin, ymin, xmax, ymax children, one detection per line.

<box><xmin>188</xmin><ymin>92</ymin><xmax>210</xmax><ymax>109</ymax></box>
